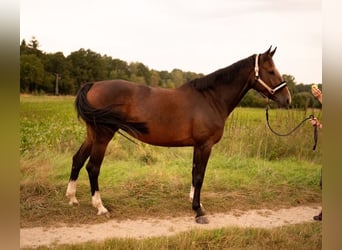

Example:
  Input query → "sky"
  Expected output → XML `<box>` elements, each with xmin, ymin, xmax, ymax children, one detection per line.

<box><xmin>20</xmin><ymin>0</ymin><xmax>322</xmax><ymax>84</ymax></box>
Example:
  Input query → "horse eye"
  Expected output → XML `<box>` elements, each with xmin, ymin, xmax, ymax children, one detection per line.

<box><xmin>268</xmin><ymin>70</ymin><xmax>275</xmax><ymax>75</ymax></box>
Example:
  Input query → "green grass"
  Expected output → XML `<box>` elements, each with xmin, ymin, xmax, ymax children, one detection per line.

<box><xmin>20</xmin><ymin>151</ymin><xmax>321</xmax><ymax>227</ymax></box>
<box><xmin>20</xmin><ymin>95</ymin><xmax>322</xmax><ymax>248</ymax></box>
<box><xmin>20</xmin><ymin>95</ymin><xmax>322</xmax><ymax>162</ymax></box>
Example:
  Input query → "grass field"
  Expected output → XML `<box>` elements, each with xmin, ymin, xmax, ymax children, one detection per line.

<box><xmin>20</xmin><ymin>95</ymin><xmax>322</xmax><ymax>249</ymax></box>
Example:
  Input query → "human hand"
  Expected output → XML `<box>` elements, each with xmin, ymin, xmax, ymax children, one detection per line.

<box><xmin>311</xmin><ymin>85</ymin><xmax>322</xmax><ymax>103</ymax></box>
<box><xmin>310</xmin><ymin>117</ymin><xmax>322</xmax><ymax>129</ymax></box>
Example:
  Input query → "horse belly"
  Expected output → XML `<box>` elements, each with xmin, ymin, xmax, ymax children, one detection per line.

<box><xmin>125</xmin><ymin>88</ymin><xmax>195</xmax><ymax>146</ymax></box>
<box><xmin>133</xmin><ymin>120</ymin><xmax>195</xmax><ymax>147</ymax></box>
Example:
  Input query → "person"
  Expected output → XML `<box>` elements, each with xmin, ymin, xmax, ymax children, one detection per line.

<box><xmin>310</xmin><ymin>84</ymin><xmax>322</xmax><ymax>221</ymax></box>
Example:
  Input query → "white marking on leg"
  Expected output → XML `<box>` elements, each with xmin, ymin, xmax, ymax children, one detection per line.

<box><xmin>92</xmin><ymin>191</ymin><xmax>108</xmax><ymax>215</ymax></box>
<box><xmin>189</xmin><ymin>185</ymin><xmax>195</xmax><ymax>201</ymax></box>
<box><xmin>66</xmin><ymin>181</ymin><xmax>79</xmax><ymax>205</ymax></box>
<box><xmin>189</xmin><ymin>184</ymin><xmax>203</xmax><ymax>208</ymax></box>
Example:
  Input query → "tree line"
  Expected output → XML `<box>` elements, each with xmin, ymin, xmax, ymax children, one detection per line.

<box><xmin>20</xmin><ymin>37</ymin><xmax>321</xmax><ymax>109</ymax></box>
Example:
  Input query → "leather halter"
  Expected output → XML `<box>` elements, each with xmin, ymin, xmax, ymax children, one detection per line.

<box><xmin>254</xmin><ymin>54</ymin><xmax>287</xmax><ymax>95</ymax></box>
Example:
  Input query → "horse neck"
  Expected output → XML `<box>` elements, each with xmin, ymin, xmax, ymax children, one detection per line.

<box><xmin>211</xmin><ymin>68</ymin><xmax>253</xmax><ymax>117</ymax></box>
<box><xmin>182</xmin><ymin>55</ymin><xmax>255</xmax><ymax>118</ymax></box>
<box><xmin>223</xmin><ymin>77</ymin><xmax>251</xmax><ymax>115</ymax></box>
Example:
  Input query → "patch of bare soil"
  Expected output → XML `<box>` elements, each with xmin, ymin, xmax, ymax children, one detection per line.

<box><xmin>20</xmin><ymin>205</ymin><xmax>321</xmax><ymax>248</ymax></box>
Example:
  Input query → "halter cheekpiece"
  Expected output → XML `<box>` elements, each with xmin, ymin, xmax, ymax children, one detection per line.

<box><xmin>254</xmin><ymin>54</ymin><xmax>287</xmax><ymax>95</ymax></box>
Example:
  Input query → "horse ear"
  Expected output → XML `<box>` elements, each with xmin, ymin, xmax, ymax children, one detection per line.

<box><xmin>270</xmin><ymin>46</ymin><xmax>277</xmax><ymax>57</ymax></box>
<box><xmin>264</xmin><ymin>46</ymin><xmax>272</xmax><ymax>55</ymax></box>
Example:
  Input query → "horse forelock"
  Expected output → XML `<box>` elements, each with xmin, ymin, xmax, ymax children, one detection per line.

<box><xmin>187</xmin><ymin>55</ymin><xmax>255</xmax><ymax>91</ymax></box>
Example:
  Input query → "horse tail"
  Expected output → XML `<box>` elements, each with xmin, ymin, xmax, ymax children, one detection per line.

<box><xmin>74</xmin><ymin>82</ymin><xmax>149</xmax><ymax>135</ymax></box>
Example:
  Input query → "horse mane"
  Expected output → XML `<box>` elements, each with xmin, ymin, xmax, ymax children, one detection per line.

<box><xmin>187</xmin><ymin>55</ymin><xmax>255</xmax><ymax>91</ymax></box>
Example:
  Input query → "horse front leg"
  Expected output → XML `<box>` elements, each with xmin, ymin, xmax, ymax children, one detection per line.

<box><xmin>191</xmin><ymin>143</ymin><xmax>212</xmax><ymax>224</ymax></box>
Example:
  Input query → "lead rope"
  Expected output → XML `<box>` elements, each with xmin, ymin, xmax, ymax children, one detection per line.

<box><xmin>118</xmin><ymin>130</ymin><xmax>138</xmax><ymax>145</ymax></box>
<box><xmin>265</xmin><ymin>104</ymin><xmax>318</xmax><ymax>150</ymax></box>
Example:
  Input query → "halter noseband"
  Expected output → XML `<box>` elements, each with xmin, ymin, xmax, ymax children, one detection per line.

<box><xmin>254</xmin><ymin>54</ymin><xmax>287</xmax><ymax>95</ymax></box>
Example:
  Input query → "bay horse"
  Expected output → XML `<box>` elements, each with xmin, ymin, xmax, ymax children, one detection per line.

<box><xmin>66</xmin><ymin>47</ymin><xmax>291</xmax><ymax>224</ymax></box>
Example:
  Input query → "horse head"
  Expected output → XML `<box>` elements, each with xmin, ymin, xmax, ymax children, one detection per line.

<box><xmin>252</xmin><ymin>46</ymin><xmax>292</xmax><ymax>108</ymax></box>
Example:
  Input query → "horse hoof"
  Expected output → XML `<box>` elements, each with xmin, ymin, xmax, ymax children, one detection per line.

<box><xmin>96</xmin><ymin>206</ymin><xmax>109</xmax><ymax>216</ymax></box>
<box><xmin>98</xmin><ymin>211</ymin><xmax>110</xmax><ymax>218</ymax></box>
<box><xmin>195</xmin><ymin>215</ymin><xmax>209</xmax><ymax>224</ymax></box>
<box><xmin>69</xmin><ymin>201</ymin><xmax>79</xmax><ymax>206</ymax></box>
<box><xmin>68</xmin><ymin>198</ymin><xmax>79</xmax><ymax>206</ymax></box>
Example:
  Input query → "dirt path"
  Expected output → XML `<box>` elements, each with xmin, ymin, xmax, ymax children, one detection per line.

<box><xmin>20</xmin><ymin>205</ymin><xmax>321</xmax><ymax>248</ymax></box>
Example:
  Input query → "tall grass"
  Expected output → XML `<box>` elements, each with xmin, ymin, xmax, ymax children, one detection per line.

<box><xmin>220</xmin><ymin>107</ymin><xmax>322</xmax><ymax>162</ymax></box>
<box><xmin>20</xmin><ymin>95</ymin><xmax>322</xmax><ymax>163</ymax></box>
<box><xmin>20</xmin><ymin>95</ymin><xmax>84</xmax><ymax>156</ymax></box>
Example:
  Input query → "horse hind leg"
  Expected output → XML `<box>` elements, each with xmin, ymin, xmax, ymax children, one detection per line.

<box><xmin>66</xmin><ymin>135</ymin><xmax>92</xmax><ymax>205</ymax></box>
<box><xmin>86</xmin><ymin>128</ymin><xmax>115</xmax><ymax>215</ymax></box>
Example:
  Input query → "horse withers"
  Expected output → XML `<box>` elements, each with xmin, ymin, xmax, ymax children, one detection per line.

<box><xmin>66</xmin><ymin>47</ymin><xmax>291</xmax><ymax>224</ymax></box>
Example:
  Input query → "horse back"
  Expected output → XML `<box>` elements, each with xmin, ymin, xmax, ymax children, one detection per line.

<box><xmin>84</xmin><ymin>80</ymin><xmax>224</xmax><ymax>146</ymax></box>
